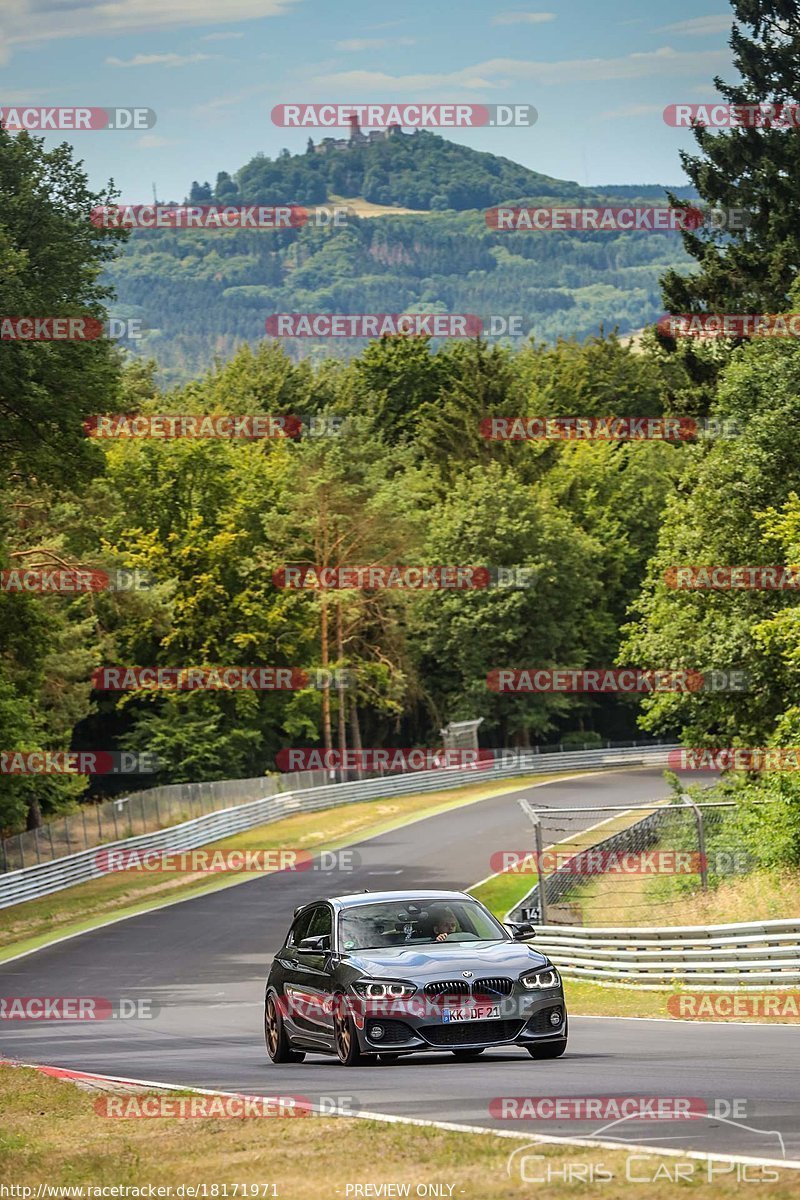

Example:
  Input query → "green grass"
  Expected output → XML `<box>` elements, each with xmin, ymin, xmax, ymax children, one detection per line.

<box><xmin>469</xmin><ymin>806</ymin><xmax>665</xmax><ymax>919</ymax></box>
<box><xmin>2</xmin><ymin>1063</ymin><xmax>797</xmax><ymax>1196</ymax></box>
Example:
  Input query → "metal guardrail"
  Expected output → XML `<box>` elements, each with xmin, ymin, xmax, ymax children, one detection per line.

<box><xmin>0</xmin><ymin>772</ymin><xmax>331</xmax><ymax>872</ymax></box>
<box><xmin>0</xmin><ymin>743</ymin><xmax>675</xmax><ymax>910</ymax></box>
<box><xmin>528</xmin><ymin>920</ymin><xmax>800</xmax><ymax>989</ymax></box>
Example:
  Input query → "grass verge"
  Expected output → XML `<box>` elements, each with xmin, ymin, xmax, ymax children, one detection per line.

<box><xmin>469</xmin><ymin>806</ymin><xmax>664</xmax><ymax>920</ymax></box>
<box><xmin>471</xmin><ymin>827</ymin><xmax>800</xmax><ymax>1024</ymax></box>
<box><xmin>572</xmin><ymin>866</ymin><xmax>800</xmax><ymax>928</ymax></box>
<box><xmin>0</xmin><ymin>771</ymin><xmax>569</xmax><ymax>962</ymax></box>
<box><xmin>0</xmin><ymin>1064</ymin><xmax>796</xmax><ymax>1196</ymax></box>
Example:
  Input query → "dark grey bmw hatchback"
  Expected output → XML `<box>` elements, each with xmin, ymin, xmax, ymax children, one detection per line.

<box><xmin>264</xmin><ymin>889</ymin><xmax>568</xmax><ymax>1066</ymax></box>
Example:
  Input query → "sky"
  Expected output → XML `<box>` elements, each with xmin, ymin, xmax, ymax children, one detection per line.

<box><xmin>0</xmin><ymin>0</ymin><xmax>738</xmax><ymax>201</ymax></box>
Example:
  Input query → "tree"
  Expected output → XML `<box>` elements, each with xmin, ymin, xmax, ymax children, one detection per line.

<box><xmin>352</xmin><ymin>334</ymin><xmax>449</xmax><ymax>444</ymax></box>
<box><xmin>0</xmin><ymin>128</ymin><xmax>126</xmax><ymax>485</ymax></box>
<box><xmin>0</xmin><ymin>128</ymin><xmax>126</xmax><ymax>829</ymax></box>
<box><xmin>661</xmin><ymin>0</ymin><xmax>800</xmax><ymax>314</ymax></box>
<box><xmin>621</xmin><ymin>329</ymin><xmax>800</xmax><ymax>746</ymax></box>
<box><xmin>189</xmin><ymin>180</ymin><xmax>213</xmax><ymax>203</ymax></box>
<box><xmin>215</xmin><ymin>171</ymin><xmax>240</xmax><ymax>202</ymax></box>
<box><xmin>266</xmin><ymin>421</ymin><xmax>423</xmax><ymax>758</ymax></box>
<box><xmin>412</xmin><ymin>461</ymin><xmax>604</xmax><ymax>746</ymax></box>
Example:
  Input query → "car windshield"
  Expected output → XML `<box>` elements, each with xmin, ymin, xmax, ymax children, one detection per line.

<box><xmin>338</xmin><ymin>899</ymin><xmax>506</xmax><ymax>950</ymax></box>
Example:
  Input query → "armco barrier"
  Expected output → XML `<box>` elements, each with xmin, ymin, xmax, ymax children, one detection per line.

<box><xmin>0</xmin><ymin>744</ymin><xmax>674</xmax><ymax>909</ymax></box>
<box><xmin>528</xmin><ymin>920</ymin><xmax>800</xmax><ymax>989</ymax></box>
<box><xmin>0</xmin><ymin>771</ymin><xmax>330</xmax><ymax>871</ymax></box>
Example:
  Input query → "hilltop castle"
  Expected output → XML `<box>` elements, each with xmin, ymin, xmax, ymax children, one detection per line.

<box><xmin>313</xmin><ymin>114</ymin><xmax>417</xmax><ymax>153</ymax></box>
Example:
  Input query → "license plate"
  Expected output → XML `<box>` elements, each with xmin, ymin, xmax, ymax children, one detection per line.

<box><xmin>442</xmin><ymin>1004</ymin><xmax>500</xmax><ymax>1022</ymax></box>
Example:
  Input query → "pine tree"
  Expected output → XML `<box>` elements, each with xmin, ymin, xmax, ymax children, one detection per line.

<box><xmin>661</xmin><ymin>1</ymin><xmax>800</xmax><ymax>315</ymax></box>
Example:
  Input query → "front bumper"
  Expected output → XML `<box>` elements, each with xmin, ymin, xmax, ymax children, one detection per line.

<box><xmin>351</xmin><ymin>990</ymin><xmax>567</xmax><ymax>1054</ymax></box>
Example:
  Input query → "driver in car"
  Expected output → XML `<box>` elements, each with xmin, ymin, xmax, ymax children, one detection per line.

<box><xmin>431</xmin><ymin>906</ymin><xmax>459</xmax><ymax>941</ymax></box>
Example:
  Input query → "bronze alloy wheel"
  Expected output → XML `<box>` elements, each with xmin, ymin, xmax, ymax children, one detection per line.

<box><xmin>333</xmin><ymin>995</ymin><xmax>364</xmax><ymax>1066</ymax></box>
<box><xmin>265</xmin><ymin>997</ymin><xmax>279</xmax><ymax>1056</ymax></box>
<box><xmin>264</xmin><ymin>994</ymin><xmax>305</xmax><ymax>1064</ymax></box>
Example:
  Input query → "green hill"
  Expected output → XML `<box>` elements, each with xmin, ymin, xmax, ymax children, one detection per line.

<box><xmin>192</xmin><ymin>128</ymin><xmax>585</xmax><ymax>211</ymax></box>
<box><xmin>107</xmin><ymin>133</ymin><xmax>697</xmax><ymax>384</ymax></box>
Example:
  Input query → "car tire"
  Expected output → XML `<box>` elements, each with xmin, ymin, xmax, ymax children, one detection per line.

<box><xmin>452</xmin><ymin>1048</ymin><xmax>485</xmax><ymax>1060</ymax></box>
<box><xmin>526</xmin><ymin>1038</ymin><xmax>567</xmax><ymax>1059</ymax></box>
<box><xmin>333</xmin><ymin>994</ymin><xmax>365</xmax><ymax>1067</ymax></box>
<box><xmin>265</xmin><ymin>994</ymin><xmax>305</xmax><ymax>1064</ymax></box>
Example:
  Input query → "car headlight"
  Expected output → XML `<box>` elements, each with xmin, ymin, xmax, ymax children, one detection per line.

<box><xmin>520</xmin><ymin>967</ymin><xmax>561</xmax><ymax>990</ymax></box>
<box><xmin>351</xmin><ymin>979</ymin><xmax>417</xmax><ymax>999</ymax></box>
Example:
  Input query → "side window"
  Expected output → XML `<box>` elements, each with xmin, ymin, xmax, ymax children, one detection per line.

<box><xmin>286</xmin><ymin>908</ymin><xmax>314</xmax><ymax>948</ymax></box>
<box><xmin>306</xmin><ymin>905</ymin><xmax>332</xmax><ymax>941</ymax></box>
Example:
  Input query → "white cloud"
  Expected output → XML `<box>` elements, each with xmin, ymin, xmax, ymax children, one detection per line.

<box><xmin>136</xmin><ymin>133</ymin><xmax>179</xmax><ymax>147</ymax></box>
<box><xmin>200</xmin><ymin>31</ymin><xmax>245</xmax><ymax>41</ymax></box>
<box><xmin>492</xmin><ymin>12</ymin><xmax>556</xmax><ymax>25</ymax></box>
<box><xmin>658</xmin><ymin>15</ymin><xmax>731</xmax><ymax>37</ymax></box>
<box><xmin>2</xmin><ymin>0</ymin><xmax>302</xmax><ymax>51</ymax></box>
<box><xmin>311</xmin><ymin>47</ymin><xmax>732</xmax><ymax>93</ymax></box>
<box><xmin>598</xmin><ymin>103</ymin><xmax>666</xmax><ymax>120</ymax></box>
<box><xmin>336</xmin><ymin>37</ymin><xmax>415</xmax><ymax>51</ymax></box>
<box><xmin>194</xmin><ymin>82</ymin><xmax>272</xmax><ymax>118</ymax></box>
<box><xmin>106</xmin><ymin>52</ymin><xmax>213</xmax><ymax>67</ymax></box>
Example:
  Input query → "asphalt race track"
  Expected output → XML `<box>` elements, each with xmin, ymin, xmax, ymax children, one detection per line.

<box><xmin>1</xmin><ymin>767</ymin><xmax>798</xmax><ymax>1164</ymax></box>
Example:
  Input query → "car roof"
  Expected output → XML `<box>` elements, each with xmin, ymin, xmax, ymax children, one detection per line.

<box><xmin>297</xmin><ymin>889</ymin><xmax>472</xmax><ymax>912</ymax></box>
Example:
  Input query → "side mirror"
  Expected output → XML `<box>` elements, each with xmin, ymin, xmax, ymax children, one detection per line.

<box><xmin>509</xmin><ymin>922</ymin><xmax>535</xmax><ymax>940</ymax></box>
<box><xmin>298</xmin><ymin>934</ymin><xmax>330</xmax><ymax>954</ymax></box>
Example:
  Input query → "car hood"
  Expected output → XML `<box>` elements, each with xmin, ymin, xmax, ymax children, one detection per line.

<box><xmin>339</xmin><ymin>939</ymin><xmax>550</xmax><ymax>979</ymax></box>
